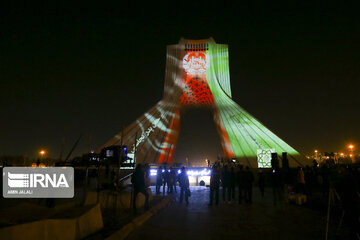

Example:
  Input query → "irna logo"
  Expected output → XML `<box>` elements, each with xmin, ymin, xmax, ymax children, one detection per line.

<box><xmin>8</xmin><ymin>172</ymin><xmax>69</xmax><ymax>188</ymax></box>
<box><xmin>3</xmin><ymin>167</ymin><xmax>74</xmax><ymax>198</ymax></box>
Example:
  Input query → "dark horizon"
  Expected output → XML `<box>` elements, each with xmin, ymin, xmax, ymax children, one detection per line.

<box><xmin>1</xmin><ymin>3</ymin><xmax>359</xmax><ymax>160</ymax></box>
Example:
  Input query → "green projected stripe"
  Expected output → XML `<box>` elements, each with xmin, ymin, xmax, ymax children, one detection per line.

<box><xmin>206</xmin><ymin>42</ymin><xmax>299</xmax><ymax>167</ymax></box>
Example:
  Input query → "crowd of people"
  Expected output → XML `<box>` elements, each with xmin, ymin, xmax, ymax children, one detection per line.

<box><xmin>294</xmin><ymin>163</ymin><xmax>360</xmax><ymax>238</ymax></box>
<box><xmin>155</xmin><ymin>166</ymin><xmax>190</xmax><ymax>203</ymax></box>
<box><xmin>131</xmin><ymin>162</ymin><xmax>360</xmax><ymax>237</ymax></box>
<box><xmin>132</xmin><ymin>164</ymin><xmax>191</xmax><ymax>214</ymax></box>
<box><xmin>131</xmin><ymin>162</ymin><xmax>257</xmax><ymax>211</ymax></box>
<box><xmin>208</xmin><ymin>164</ymin><xmax>255</xmax><ymax>206</ymax></box>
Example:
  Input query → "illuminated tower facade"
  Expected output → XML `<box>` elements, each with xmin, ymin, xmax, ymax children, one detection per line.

<box><xmin>101</xmin><ymin>38</ymin><xmax>307</xmax><ymax>168</ymax></box>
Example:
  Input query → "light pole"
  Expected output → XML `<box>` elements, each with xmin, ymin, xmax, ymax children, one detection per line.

<box><xmin>314</xmin><ymin>150</ymin><xmax>318</xmax><ymax>162</ymax></box>
<box><xmin>339</xmin><ymin>152</ymin><xmax>344</xmax><ymax>164</ymax></box>
<box><xmin>348</xmin><ymin>144</ymin><xmax>355</xmax><ymax>163</ymax></box>
<box><xmin>348</xmin><ymin>144</ymin><xmax>354</xmax><ymax>162</ymax></box>
<box><xmin>38</xmin><ymin>150</ymin><xmax>46</xmax><ymax>166</ymax></box>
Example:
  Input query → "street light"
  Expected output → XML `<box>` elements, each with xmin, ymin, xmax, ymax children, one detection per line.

<box><xmin>37</xmin><ymin>150</ymin><xmax>46</xmax><ymax>167</ymax></box>
<box><xmin>314</xmin><ymin>150</ymin><xmax>319</xmax><ymax>161</ymax></box>
<box><xmin>39</xmin><ymin>150</ymin><xmax>46</xmax><ymax>156</ymax></box>
<box><xmin>348</xmin><ymin>144</ymin><xmax>355</xmax><ymax>163</ymax></box>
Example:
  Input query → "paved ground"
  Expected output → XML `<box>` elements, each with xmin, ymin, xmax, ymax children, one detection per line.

<box><xmin>126</xmin><ymin>186</ymin><xmax>343</xmax><ymax>240</ymax></box>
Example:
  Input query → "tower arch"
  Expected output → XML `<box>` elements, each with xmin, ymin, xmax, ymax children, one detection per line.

<box><xmin>100</xmin><ymin>38</ymin><xmax>307</xmax><ymax>168</ymax></box>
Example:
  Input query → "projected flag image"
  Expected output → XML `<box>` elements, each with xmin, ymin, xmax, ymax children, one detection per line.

<box><xmin>100</xmin><ymin>38</ymin><xmax>307</xmax><ymax>168</ymax></box>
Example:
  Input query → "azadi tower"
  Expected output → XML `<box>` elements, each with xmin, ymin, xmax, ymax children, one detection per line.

<box><xmin>101</xmin><ymin>38</ymin><xmax>308</xmax><ymax>168</ymax></box>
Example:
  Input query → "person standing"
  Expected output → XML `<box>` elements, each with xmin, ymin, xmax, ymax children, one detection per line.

<box><xmin>168</xmin><ymin>167</ymin><xmax>176</xmax><ymax>193</ymax></box>
<box><xmin>162</xmin><ymin>166</ymin><xmax>168</xmax><ymax>194</ymax></box>
<box><xmin>230</xmin><ymin>166</ymin><xmax>236</xmax><ymax>201</ymax></box>
<box><xmin>110</xmin><ymin>168</ymin><xmax>117</xmax><ymax>189</ymax></box>
<box><xmin>222</xmin><ymin>165</ymin><xmax>231</xmax><ymax>203</ymax></box>
<box><xmin>237</xmin><ymin>165</ymin><xmax>246</xmax><ymax>204</ymax></box>
<box><xmin>244</xmin><ymin>166</ymin><xmax>254</xmax><ymax>203</ymax></box>
<box><xmin>272</xmin><ymin>169</ymin><xmax>283</xmax><ymax>206</ymax></box>
<box><xmin>296</xmin><ymin>167</ymin><xmax>305</xmax><ymax>193</ymax></box>
<box><xmin>173</xmin><ymin>168</ymin><xmax>178</xmax><ymax>193</ymax></box>
<box><xmin>156</xmin><ymin>166</ymin><xmax>163</xmax><ymax>194</ymax></box>
<box><xmin>258</xmin><ymin>170</ymin><xmax>265</xmax><ymax>198</ymax></box>
<box><xmin>131</xmin><ymin>164</ymin><xmax>149</xmax><ymax>215</ymax></box>
<box><xmin>209</xmin><ymin>164</ymin><xmax>220</xmax><ymax>206</ymax></box>
<box><xmin>144</xmin><ymin>164</ymin><xmax>150</xmax><ymax>188</ymax></box>
<box><xmin>178</xmin><ymin>167</ymin><xmax>190</xmax><ymax>204</ymax></box>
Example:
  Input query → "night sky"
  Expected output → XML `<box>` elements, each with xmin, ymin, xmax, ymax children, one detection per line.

<box><xmin>1</xmin><ymin>2</ymin><xmax>359</xmax><ymax>162</ymax></box>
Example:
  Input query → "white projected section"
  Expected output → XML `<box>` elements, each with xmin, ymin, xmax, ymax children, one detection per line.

<box><xmin>257</xmin><ymin>149</ymin><xmax>275</xmax><ymax>168</ymax></box>
<box><xmin>183</xmin><ymin>52</ymin><xmax>210</xmax><ymax>75</ymax></box>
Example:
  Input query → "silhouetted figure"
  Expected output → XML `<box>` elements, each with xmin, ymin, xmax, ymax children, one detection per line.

<box><xmin>168</xmin><ymin>167</ymin><xmax>176</xmax><ymax>193</ymax></box>
<box><xmin>272</xmin><ymin>169</ymin><xmax>283</xmax><ymax>206</ymax></box>
<box><xmin>178</xmin><ymin>167</ymin><xmax>190</xmax><ymax>204</ymax></box>
<box><xmin>110</xmin><ymin>168</ymin><xmax>117</xmax><ymax>189</ymax></box>
<box><xmin>312</xmin><ymin>159</ymin><xmax>318</xmax><ymax>168</ymax></box>
<box><xmin>144</xmin><ymin>164</ymin><xmax>150</xmax><ymax>188</ymax></box>
<box><xmin>222</xmin><ymin>165</ymin><xmax>231</xmax><ymax>203</ymax></box>
<box><xmin>162</xmin><ymin>166</ymin><xmax>169</xmax><ymax>194</ymax></box>
<box><xmin>237</xmin><ymin>165</ymin><xmax>246</xmax><ymax>204</ymax></box>
<box><xmin>209</xmin><ymin>164</ymin><xmax>220</xmax><ymax>206</ymax></box>
<box><xmin>244</xmin><ymin>166</ymin><xmax>254</xmax><ymax>203</ymax></box>
<box><xmin>89</xmin><ymin>168</ymin><xmax>98</xmax><ymax>189</ymax></box>
<box><xmin>230</xmin><ymin>166</ymin><xmax>236</xmax><ymax>200</ymax></box>
<box><xmin>131</xmin><ymin>164</ymin><xmax>149</xmax><ymax>215</ymax></box>
<box><xmin>296</xmin><ymin>167</ymin><xmax>305</xmax><ymax>193</ymax></box>
<box><xmin>173</xmin><ymin>168</ymin><xmax>178</xmax><ymax>193</ymax></box>
<box><xmin>156</xmin><ymin>166</ymin><xmax>163</xmax><ymax>194</ymax></box>
<box><xmin>258</xmin><ymin>170</ymin><xmax>265</xmax><ymax>198</ymax></box>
